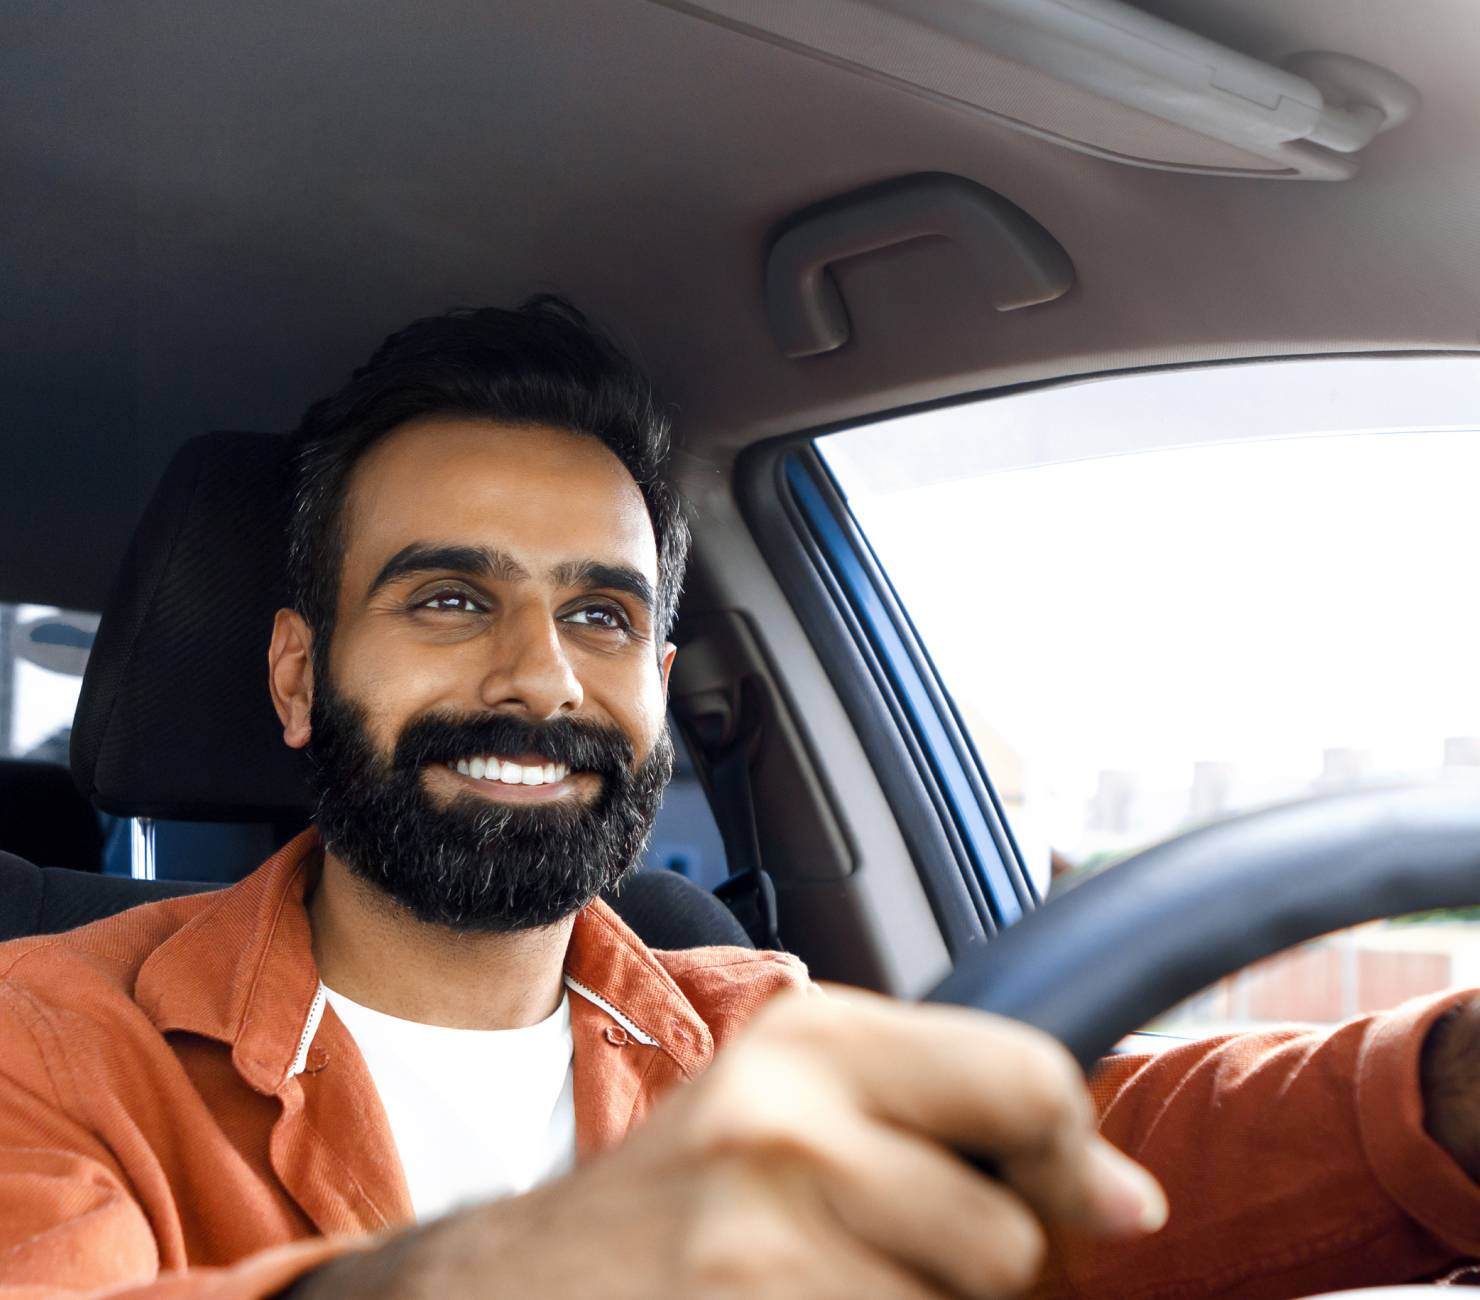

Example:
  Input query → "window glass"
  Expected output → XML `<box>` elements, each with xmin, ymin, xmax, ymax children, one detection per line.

<box><xmin>0</xmin><ymin>603</ymin><xmax>106</xmax><ymax>871</ymax></box>
<box><xmin>0</xmin><ymin>603</ymin><xmax>95</xmax><ymax>763</ymax></box>
<box><xmin>818</xmin><ymin>356</ymin><xmax>1480</xmax><ymax>1035</ymax></box>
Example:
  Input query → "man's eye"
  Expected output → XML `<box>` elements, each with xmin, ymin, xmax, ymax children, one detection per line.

<box><xmin>417</xmin><ymin>591</ymin><xmax>485</xmax><ymax>614</ymax></box>
<box><xmin>564</xmin><ymin>605</ymin><xmax>628</xmax><ymax>632</ymax></box>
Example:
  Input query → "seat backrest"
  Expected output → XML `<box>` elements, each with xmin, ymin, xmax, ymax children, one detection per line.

<box><xmin>0</xmin><ymin>850</ymin><xmax>214</xmax><ymax>943</ymax></box>
<box><xmin>0</xmin><ymin>849</ymin><xmax>749</xmax><ymax>949</ymax></box>
<box><xmin>0</xmin><ymin>758</ymin><xmax>103</xmax><ymax>871</ymax></box>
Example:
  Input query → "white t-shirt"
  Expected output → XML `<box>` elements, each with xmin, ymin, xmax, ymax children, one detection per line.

<box><xmin>320</xmin><ymin>983</ymin><xmax>576</xmax><ymax>1222</ymax></box>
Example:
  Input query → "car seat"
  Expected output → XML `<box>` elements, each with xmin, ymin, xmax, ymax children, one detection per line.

<box><xmin>0</xmin><ymin>757</ymin><xmax>103</xmax><ymax>871</ymax></box>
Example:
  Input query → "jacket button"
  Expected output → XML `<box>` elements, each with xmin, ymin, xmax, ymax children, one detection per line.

<box><xmin>605</xmin><ymin>1026</ymin><xmax>629</xmax><ymax>1047</ymax></box>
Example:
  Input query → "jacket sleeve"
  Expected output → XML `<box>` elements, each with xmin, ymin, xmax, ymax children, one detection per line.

<box><xmin>0</xmin><ymin>997</ymin><xmax>369</xmax><ymax>1299</ymax></box>
<box><xmin>1037</xmin><ymin>988</ymin><xmax>1480</xmax><ymax>1300</ymax></box>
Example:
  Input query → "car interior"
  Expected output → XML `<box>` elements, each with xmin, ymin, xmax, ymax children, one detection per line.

<box><xmin>4</xmin><ymin>9</ymin><xmax>1480</xmax><ymax>1277</ymax></box>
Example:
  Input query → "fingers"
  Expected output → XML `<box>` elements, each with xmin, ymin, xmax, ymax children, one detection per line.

<box><xmin>801</xmin><ymin>986</ymin><xmax>1089</xmax><ymax>1153</ymax></box>
<box><xmin>682</xmin><ymin>1152</ymin><xmax>958</xmax><ymax>1300</ymax></box>
<box><xmin>816</xmin><ymin>1113</ymin><xmax>1050</xmax><ymax>1298</ymax></box>
<box><xmin>821</xmin><ymin>1245</ymin><xmax>961</xmax><ymax>1300</ymax></box>
<box><xmin>756</xmin><ymin>987</ymin><xmax>1167</xmax><ymax>1239</ymax></box>
<box><xmin>1000</xmin><ymin>1133</ymin><xmax>1167</xmax><ymax>1238</ymax></box>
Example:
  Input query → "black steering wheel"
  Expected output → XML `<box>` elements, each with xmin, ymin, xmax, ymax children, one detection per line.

<box><xmin>925</xmin><ymin>782</ymin><xmax>1480</xmax><ymax>1300</ymax></box>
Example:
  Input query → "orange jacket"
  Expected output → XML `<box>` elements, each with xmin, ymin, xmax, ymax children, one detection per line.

<box><xmin>0</xmin><ymin>831</ymin><xmax>806</xmax><ymax>1296</ymax></box>
<box><xmin>0</xmin><ymin>829</ymin><xmax>1476</xmax><ymax>1297</ymax></box>
<box><xmin>1038</xmin><ymin>993</ymin><xmax>1480</xmax><ymax>1298</ymax></box>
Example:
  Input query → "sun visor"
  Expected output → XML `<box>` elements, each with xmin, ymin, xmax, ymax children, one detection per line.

<box><xmin>651</xmin><ymin>0</ymin><xmax>1418</xmax><ymax>179</ymax></box>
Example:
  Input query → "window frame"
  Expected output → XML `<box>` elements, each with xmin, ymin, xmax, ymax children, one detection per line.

<box><xmin>736</xmin><ymin>437</ymin><xmax>1034</xmax><ymax>958</ymax></box>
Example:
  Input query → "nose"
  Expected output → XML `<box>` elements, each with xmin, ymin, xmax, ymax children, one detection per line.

<box><xmin>476</xmin><ymin>601</ymin><xmax>584</xmax><ymax>720</ymax></box>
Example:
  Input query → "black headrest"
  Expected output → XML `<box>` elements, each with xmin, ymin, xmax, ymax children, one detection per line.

<box><xmin>0</xmin><ymin>759</ymin><xmax>103</xmax><ymax>870</ymax></box>
<box><xmin>71</xmin><ymin>433</ymin><xmax>314</xmax><ymax>821</ymax></box>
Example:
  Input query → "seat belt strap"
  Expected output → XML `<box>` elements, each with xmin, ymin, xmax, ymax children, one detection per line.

<box><xmin>705</xmin><ymin>687</ymin><xmax>784</xmax><ymax>951</ymax></box>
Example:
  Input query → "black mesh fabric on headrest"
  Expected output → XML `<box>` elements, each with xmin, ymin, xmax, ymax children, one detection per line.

<box><xmin>605</xmin><ymin>869</ymin><xmax>752</xmax><ymax>949</ymax></box>
<box><xmin>71</xmin><ymin>433</ymin><xmax>314</xmax><ymax>820</ymax></box>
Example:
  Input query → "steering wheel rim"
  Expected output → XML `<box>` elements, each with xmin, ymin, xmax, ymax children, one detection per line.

<box><xmin>924</xmin><ymin>782</ymin><xmax>1480</xmax><ymax>1299</ymax></box>
<box><xmin>927</xmin><ymin>782</ymin><xmax>1480</xmax><ymax>1070</ymax></box>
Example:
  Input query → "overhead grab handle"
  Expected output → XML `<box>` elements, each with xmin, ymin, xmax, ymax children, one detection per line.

<box><xmin>764</xmin><ymin>172</ymin><xmax>1074</xmax><ymax>359</ymax></box>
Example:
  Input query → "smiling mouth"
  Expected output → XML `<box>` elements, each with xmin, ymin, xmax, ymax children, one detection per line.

<box><xmin>445</xmin><ymin>754</ymin><xmax>571</xmax><ymax>787</ymax></box>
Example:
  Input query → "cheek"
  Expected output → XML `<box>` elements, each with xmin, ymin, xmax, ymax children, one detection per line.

<box><xmin>327</xmin><ymin>632</ymin><xmax>470</xmax><ymax>751</ymax></box>
<box><xmin>602</xmin><ymin>666</ymin><xmax>669</xmax><ymax>761</ymax></box>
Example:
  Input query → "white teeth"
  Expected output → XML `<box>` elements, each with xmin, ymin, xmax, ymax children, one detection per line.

<box><xmin>455</xmin><ymin>755</ymin><xmax>570</xmax><ymax>786</ymax></box>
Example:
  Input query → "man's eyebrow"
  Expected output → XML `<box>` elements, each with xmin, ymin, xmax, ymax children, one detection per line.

<box><xmin>365</xmin><ymin>544</ymin><xmax>654</xmax><ymax>614</ymax></box>
<box><xmin>366</xmin><ymin>543</ymin><xmax>528</xmax><ymax>597</ymax></box>
<box><xmin>552</xmin><ymin>559</ymin><xmax>655</xmax><ymax>614</ymax></box>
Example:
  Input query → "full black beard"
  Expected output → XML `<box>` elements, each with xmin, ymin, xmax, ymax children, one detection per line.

<box><xmin>306</xmin><ymin>676</ymin><xmax>674</xmax><ymax>933</ymax></box>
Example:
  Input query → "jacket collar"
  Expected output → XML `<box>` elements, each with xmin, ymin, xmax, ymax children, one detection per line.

<box><xmin>565</xmin><ymin>889</ymin><xmax>714</xmax><ymax>1080</ymax></box>
<box><xmin>136</xmin><ymin>828</ymin><xmax>717</xmax><ymax>1094</ymax></box>
<box><xmin>136</xmin><ymin>829</ymin><xmax>325</xmax><ymax>1094</ymax></box>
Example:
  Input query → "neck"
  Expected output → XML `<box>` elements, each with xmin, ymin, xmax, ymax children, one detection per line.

<box><xmin>309</xmin><ymin>849</ymin><xmax>574</xmax><ymax>1030</ymax></box>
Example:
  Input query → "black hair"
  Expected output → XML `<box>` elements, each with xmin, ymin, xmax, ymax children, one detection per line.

<box><xmin>286</xmin><ymin>296</ymin><xmax>688</xmax><ymax>660</ymax></box>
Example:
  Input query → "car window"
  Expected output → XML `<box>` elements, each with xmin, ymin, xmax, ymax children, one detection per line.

<box><xmin>818</xmin><ymin>355</ymin><xmax>1480</xmax><ymax>1035</ymax></box>
<box><xmin>0</xmin><ymin>603</ymin><xmax>94</xmax><ymax>764</ymax></box>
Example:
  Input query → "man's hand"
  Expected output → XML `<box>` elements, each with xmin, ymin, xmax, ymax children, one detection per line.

<box><xmin>1423</xmin><ymin>995</ymin><xmax>1480</xmax><ymax>1181</ymax></box>
<box><xmin>291</xmin><ymin>989</ymin><xmax>1166</xmax><ymax>1299</ymax></box>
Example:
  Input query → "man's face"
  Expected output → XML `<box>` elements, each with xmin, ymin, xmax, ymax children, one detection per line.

<box><xmin>300</xmin><ymin>416</ymin><xmax>677</xmax><ymax>932</ymax></box>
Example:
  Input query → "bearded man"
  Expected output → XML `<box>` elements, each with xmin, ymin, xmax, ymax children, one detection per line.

<box><xmin>0</xmin><ymin>299</ymin><xmax>1162</xmax><ymax>1299</ymax></box>
<box><xmin>4</xmin><ymin>299</ymin><xmax>1480</xmax><ymax>1300</ymax></box>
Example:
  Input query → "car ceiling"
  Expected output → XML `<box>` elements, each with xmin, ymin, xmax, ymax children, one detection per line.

<box><xmin>5</xmin><ymin>0</ymin><xmax>1478</xmax><ymax>613</ymax></box>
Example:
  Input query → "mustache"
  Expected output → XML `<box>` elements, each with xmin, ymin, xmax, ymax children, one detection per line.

<box><xmin>391</xmin><ymin>711</ymin><xmax>636</xmax><ymax>777</ymax></box>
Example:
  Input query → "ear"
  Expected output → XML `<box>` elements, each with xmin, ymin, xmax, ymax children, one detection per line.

<box><xmin>268</xmin><ymin>609</ymin><xmax>316</xmax><ymax>750</ymax></box>
<box><xmin>659</xmin><ymin>641</ymin><xmax>677</xmax><ymax>698</ymax></box>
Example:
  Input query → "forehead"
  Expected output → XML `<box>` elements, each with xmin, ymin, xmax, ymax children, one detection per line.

<box><xmin>339</xmin><ymin>416</ymin><xmax>658</xmax><ymax>586</ymax></box>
